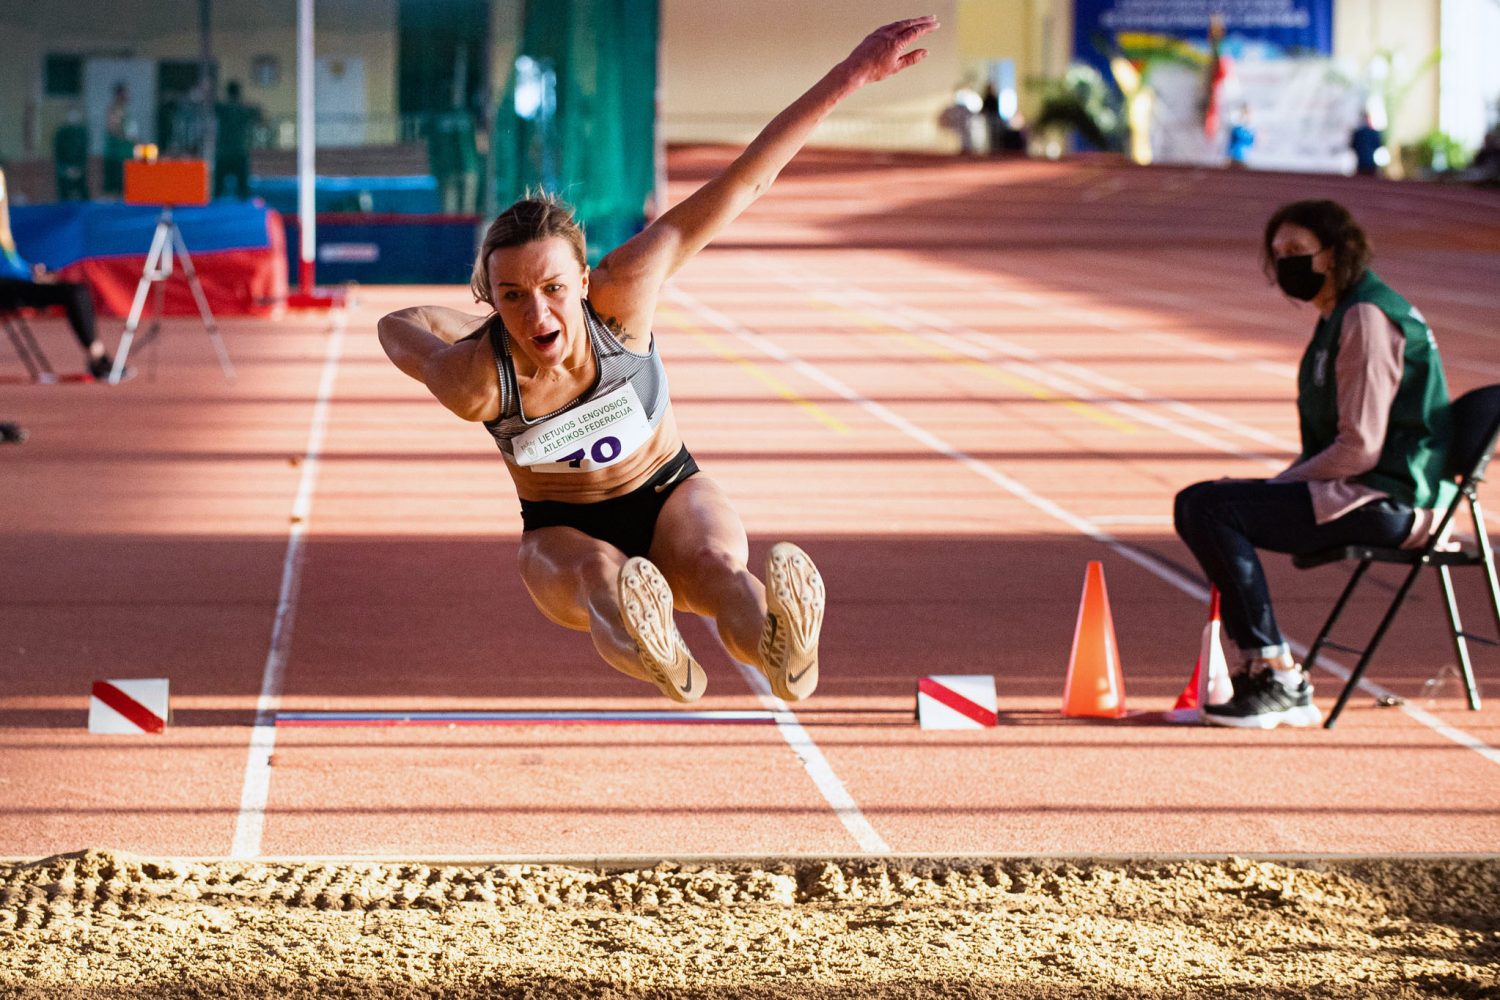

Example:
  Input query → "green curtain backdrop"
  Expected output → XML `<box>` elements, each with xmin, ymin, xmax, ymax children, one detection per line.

<box><xmin>495</xmin><ymin>0</ymin><xmax>659</xmax><ymax>263</ymax></box>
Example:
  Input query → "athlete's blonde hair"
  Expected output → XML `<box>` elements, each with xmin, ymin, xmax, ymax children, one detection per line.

<box><xmin>471</xmin><ymin>192</ymin><xmax>587</xmax><ymax>306</ymax></box>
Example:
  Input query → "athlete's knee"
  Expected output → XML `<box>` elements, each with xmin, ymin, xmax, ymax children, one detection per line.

<box><xmin>517</xmin><ymin>540</ymin><xmax>621</xmax><ymax>596</ymax></box>
<box><xmin>658</xmin><ymin>545</ymin><xmax>750</xmax><ymax>611</ymax></box>
<box><xmin>679</xmin><ymin>544</ymin><xmax>747</xmax><ymax>586</ymax></box>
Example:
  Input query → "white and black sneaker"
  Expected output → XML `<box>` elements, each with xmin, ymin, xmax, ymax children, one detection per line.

<box><xmin>1204</xmin><ymin>670</ymin><xmax>1322</xmax><ymax>729</ymax></box>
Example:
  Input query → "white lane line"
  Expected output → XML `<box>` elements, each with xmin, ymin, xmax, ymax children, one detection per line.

<box><xmin>712</xmin><ymin>634</ymin><xmax>890</xmax><ymax>853</ymax></box>
<box><xmin>668</xmin><ymin>278</ymin><xmax>1500</xmax><ymax>767</ymax></box>
<box><xmin>1281</xmin><ymin>638</ymin><xmax>1500</xmax><ymax>768</ymax></box>
<box><xmin>767</xmin><ymin>256</ymin><xmax>1303</xmax><ymax>456</ymax></box>
<box><xmin>231</xmin><ymin>310</ymin><xmax>348</xmax><ymax>859</ymax></box>
<box><xmin>669</xmin><ymin>285</ymin><xmax>1209</xmax><ymax>599</ymax></box>
<box><xmin>779</xmin><ymin>275</ymin><xmax>1294</xmax><ymax>471</ymax></box>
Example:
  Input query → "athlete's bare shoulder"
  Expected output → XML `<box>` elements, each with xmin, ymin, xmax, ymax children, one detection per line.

<box><xmin>586</xmin><ymin>258</ymin><xmax>655</xmax><ymax>351</ymax></box>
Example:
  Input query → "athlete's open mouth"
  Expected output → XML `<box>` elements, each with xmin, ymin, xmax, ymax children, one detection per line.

<box><xmin>532</xmin><ymin>330</ymin><xmax>561</xmax><ymax>348</ymax></box>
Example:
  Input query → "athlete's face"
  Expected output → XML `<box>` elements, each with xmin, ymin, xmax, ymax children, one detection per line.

<box><xmin>488</xmin><ymin>237</ymin><xmax>589</xmax><ymax>372</ymax></box>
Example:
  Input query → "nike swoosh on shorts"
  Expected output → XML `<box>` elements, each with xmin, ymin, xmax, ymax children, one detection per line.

<box><xmin>653</xmin><ymin>464</ymin><xmax>686</xmax><ymax>493</ymax></box>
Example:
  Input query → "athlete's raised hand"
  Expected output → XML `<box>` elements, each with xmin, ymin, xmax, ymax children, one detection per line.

<box><xmin>838</xmin><ymin>15</ymin><xmax>939</xmax><ymax>88</ymax></box>
<box><xmin>589</xmin><ymin>13</ymin><xmax>940</xmax><ymax>314</ymax></box>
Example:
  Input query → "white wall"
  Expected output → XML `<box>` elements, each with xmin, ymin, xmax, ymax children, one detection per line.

<box><xmin>1439</xmin><ymin>0</ymin><xmax>1500</xmax><ymax>147</ymax></box>
<box><xmin>1333</xmin><ymin>0</ymin><xmax>1441</xmax><ymax>146</ymax></box>
<box><xmin>660</xmin><ymin>0</ymin><xmax>962</xmax><ymax>151</ymax></box>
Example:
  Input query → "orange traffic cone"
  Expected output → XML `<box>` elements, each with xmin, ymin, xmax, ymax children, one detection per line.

<box><xmin>1062</xmin><ymin>561</ymin><xmax>1127</xmax><ymax>718</ymax></box>
<box><xmin>1165</xmin><ymin>588</ymin><xmax>1234</xmax><ymax>723</ymax></box>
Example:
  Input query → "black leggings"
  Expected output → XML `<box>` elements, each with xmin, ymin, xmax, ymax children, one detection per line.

<box><xmin>1173</xmin><ymin>478</ymin><xmax>1415</xmax><ymax>657</ymax></box>
<box><xmin>0</xmin><ymin>277</ymin><xmax>100</xmax><ymax>351</ymax></box>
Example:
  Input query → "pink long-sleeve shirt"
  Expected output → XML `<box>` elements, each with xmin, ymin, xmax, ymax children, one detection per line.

<box><xmin>1271</xmin><ymin>303</ymin><xmax>1441</xmax><ymax>547</ymax></box>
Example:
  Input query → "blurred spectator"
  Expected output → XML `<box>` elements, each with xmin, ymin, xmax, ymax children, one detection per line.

<box><xmin>426</xmin><ymin>108</ymin><xmax>481</xmax><ymax>214</ymax></box>
<box><xmin>1350</xmin><ymin>113</ymin><xmax>1386</xmax><ymax>177</ymax></box>
<box><xmin>1226</xmin><ymin>106</ymin><xmax>1255</xmax><ymax>169</ymax></box>
<box><xmin>102</xmin><ymin>83</ymin><xmax>136</xmax><ymax>197</ymax></box>
<box><xmin>980</xmin><ymin>82</ymin><xmax>1004</xmax><ymax>155</ymax></box>
<box><xmin>999</xmin><ymin>112</ymin><xmax>1029</xmax><ymax>153</ymax></box>
<box><xmin>52</xmin><ymin>107</ymin><xmax>89</xmax><ymax>201</ymax></box>
<box><xmin>1469</xmin><ymin>121</ymin><xmax>1500</xmax><ymax>183</ymax></box>
<box><xmin>0</xmin><ymin>166</ymin><xmax>119</xmax><ymax>379</ymax></box>
<box><xmin>215</xmin><ymin>80</ymin><xmax>262</xmax><ymax>199</ymax></box>
<box><xmin>938</xmin><ymin>82</ymin><xmax>981</xmax><ymax>154</ymax></box>
<box><xmin>160</xmin><ymin>82</ymin><xmax>207</xmax><ymax>157</ymax></box>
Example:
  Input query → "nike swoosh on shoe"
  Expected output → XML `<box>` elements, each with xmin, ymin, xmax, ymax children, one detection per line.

<box><xmin>617</xmin><ymin>557</ymin><xmax>705</xmax><ymax>703</ymax></box>
<box><xmin>758</xmin><ymin>542</ymin><xmax>824</xmax><ymax>701</ymax></box>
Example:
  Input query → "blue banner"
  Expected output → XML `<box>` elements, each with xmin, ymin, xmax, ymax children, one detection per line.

<box><xmin>1074</xmin><ymin>0</ymin><xmax>1333</xmax><ymax>79</ymax></box>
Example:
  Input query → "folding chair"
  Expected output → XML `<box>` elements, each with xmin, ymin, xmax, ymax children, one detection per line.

<box><xmin>1294</xmin><ymin>383</ymin><xmax>1500</xmax><ymax>728</ymax></box>
<box><xmin>0</xmin><ymin>306</ymin><xmax>58</xmax><ymax>383</ymax></box>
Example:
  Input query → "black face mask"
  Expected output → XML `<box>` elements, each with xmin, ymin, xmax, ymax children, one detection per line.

<box><xmin>1275</xmin><ymin>254</ymin><xmax>1327</xmax><ymax>301</ymax></box>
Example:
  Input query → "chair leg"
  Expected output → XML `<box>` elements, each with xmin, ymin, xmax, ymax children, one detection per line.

<box><xmin>1304</xmin><ymin>561</ymin><xmax>1371</xmax><ymax>674</ymax></box>
<box><xmin>2</xmin><ymin>314</ymin><xmax>41</xmax><ymax>380</ymax></box>
<box><xmin>1435</xmin><ymin>565</ymin><xmax>1482</xmax><ymax>711</ymax></box>
<box><xmin>1325</xmin><ymin>561</ymin><xmax>1425</xmax><ymax>728</ymax></box>
<box><xmin>1476</xmin><ymin>498</ymin><xmax>1500</xmax><ymax>649</ymax></box>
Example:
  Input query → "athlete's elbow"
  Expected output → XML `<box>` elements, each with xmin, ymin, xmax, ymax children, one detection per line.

<box><xmin>377</xmin><ymin>307</ymin><xmax>421</xmax><ymax>340</ymax></box>
<box><xmin>375</xmin><ymin>311</ymin><xmax>405</xmax><ymax>351</ymax></box>
<box><xmin>434</xmin><ymin>383</ymin><xmax>492</xmax><ymax>422</ymax></box>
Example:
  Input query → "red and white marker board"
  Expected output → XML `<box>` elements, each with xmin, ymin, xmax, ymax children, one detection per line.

<box><xmin>88</xmin><ymin>679</ymin><xmax>169</xmax><ymax>734</ymax></box>
<box><xmin>917</xmin><ymin>675</ymin><xmax>998</xmax><ymax>730</ymax></box>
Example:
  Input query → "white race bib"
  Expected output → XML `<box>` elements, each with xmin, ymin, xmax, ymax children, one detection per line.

<box><xmin>511</xmin><ymin>382</ymin><xmax>653</xmax><ymax>474</ymax></box>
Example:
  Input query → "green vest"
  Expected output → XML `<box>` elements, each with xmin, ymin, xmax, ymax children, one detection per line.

<box><xmin>1296</xmin><ymin>270</ymin><xmax>1455</xmax><ymax>510</ymax></box>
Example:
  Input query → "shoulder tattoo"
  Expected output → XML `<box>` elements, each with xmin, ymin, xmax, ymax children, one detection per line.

<box><xmin>598</xmin><ymin>313</ymin><xmax>640</xmax><ymax>347</ymax></box>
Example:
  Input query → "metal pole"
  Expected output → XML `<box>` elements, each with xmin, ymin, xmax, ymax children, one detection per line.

<box><xmin>297</xmin><ymin>0</ymin><xmax>316</xmax><ymax>293</ymax></box>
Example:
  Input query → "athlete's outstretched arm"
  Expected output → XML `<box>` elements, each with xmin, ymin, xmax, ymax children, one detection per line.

<box><xmin>377</xmin><ymin>305</ymin><xmax>498</xmax><ymax>420</ymax></box>
<box><xmin>590</xmin><ymin>15</ymin><xmax>938</xmax><ymax>325</ymax></box>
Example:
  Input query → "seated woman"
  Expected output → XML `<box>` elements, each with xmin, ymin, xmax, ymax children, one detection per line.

<box><xmin>1174</xmin><ymin>199</ymin><xmax>1455</xmax><ymax>729</ymax></box>
<box><xmin>0</xmin><ymin>166</ymin><xmax>118</xmax><ymax>380</ymax></box>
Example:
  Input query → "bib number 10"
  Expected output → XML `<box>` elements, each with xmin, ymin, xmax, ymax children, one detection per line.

<box><xmin>557</xmin><ymin>436</ymin><xmax>622</xmax><ymax>469</ymax></box>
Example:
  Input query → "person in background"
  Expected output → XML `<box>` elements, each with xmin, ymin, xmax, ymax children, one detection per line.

<box><xmin>52</xmin><ymin>107</ymin><xmax>90</xmax><ymax>201</ymax></box>
<box><xmin>102</xmin><ymin>83</ymin><xmax>135</xmax><ymax>197</ymax></box>
<box><xmin>1466</xmin><ymin>119</ymin><xmax>1500</xmax><ymax>183</ymax></box>
<box><xmin>980</xmin><ymin>81</ymin><xmax>1004</xmax><ymax>155</ymax></box>
<box><xmin>1226</xmin><ymin>105</ymin><xmax>1254</xmax><ymax>168</ymax></box>
<box><xmin>167</xmin><ymin>81</ymin><xmax>208</xmax><ymax>157</ymax></box>
<box><xmin>938</xmin><ymin>81</ymin><xmax>980</xmax><ymax>154</ymax></box>
<box><xmin>428</xmin><ymin>107</ymin><xmax>482</xmax><ymax>214</ymax></box>
<box><xmin>214</xmin><ymin>81</ymin><xmax>261</xmax><ymax>200</ymax></box>
<box><xmin>0</xmin><ymin>166</ymin><xmax>120</xmax><ymax>380</ymax></box>
<box><xmin>1174</xmin><ymin>200</ymin><xmax>1454</xmax><ymax>729</ymax></box>
<box><xmin>1350</xmin><ymin>113</ymin><xmax>1386</xmax><ymax>178</ymax></box>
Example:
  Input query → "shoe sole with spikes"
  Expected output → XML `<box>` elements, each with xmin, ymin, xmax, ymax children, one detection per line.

<box><xmin>617</xmin><ymin>557</ymin><xmax>705</xmax><ymax>703</ymax></box>
<box><xmin>759</xmin><ymin>542</ymin><xmax>824</xmax><ymax>702</ymax></box>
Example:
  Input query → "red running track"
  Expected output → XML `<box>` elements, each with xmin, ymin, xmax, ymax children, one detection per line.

<box><xmin>1</xmin><ymin>150</ymin><xmax>1498</xmax><ymax>860</ymax></box>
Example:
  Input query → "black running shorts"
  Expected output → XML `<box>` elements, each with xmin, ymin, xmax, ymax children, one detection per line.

<box><xmin>518</xmin><ymin>446</ymin><xmax>699</xmax><ymax>558</ymax></box>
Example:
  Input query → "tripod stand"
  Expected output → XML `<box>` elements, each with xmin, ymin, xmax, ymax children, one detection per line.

<box><xmin>109</xmin><ymin>205</ymin><xmax>236</xmax><ymax>384</ymax></box>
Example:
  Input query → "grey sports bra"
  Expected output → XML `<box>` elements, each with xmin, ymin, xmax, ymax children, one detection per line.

<box><xmin>480</xmin><ymin>300</ymin><xmax>670</xmax><ymax>463</ymax></box>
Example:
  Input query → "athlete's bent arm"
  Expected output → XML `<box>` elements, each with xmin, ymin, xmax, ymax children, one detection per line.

<box><xmin>590</xmin><ymin>15</ymin><xmax>939</xmax><ymax>330</ymax></box>
<box><xmin>377</xmin><ymin>305</ymin><xmax>497</xmax><ymax>421</ymax></box>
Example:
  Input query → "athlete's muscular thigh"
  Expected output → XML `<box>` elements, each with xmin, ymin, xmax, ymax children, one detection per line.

<box><xmin>649</xmin><ymin>476</ymin><xmax>751</xmax><ymax>611</ymax></box>
<box><xmin>517</xmin><ymin>527</ymin><xmax>626</xmax><ymax>630</ymax></box>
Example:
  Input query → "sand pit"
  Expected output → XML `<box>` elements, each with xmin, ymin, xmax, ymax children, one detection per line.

<box><xmin>1</xmin><ymin>850</ymin><xmax>1496</xmax><ymax>998</ymax></box>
